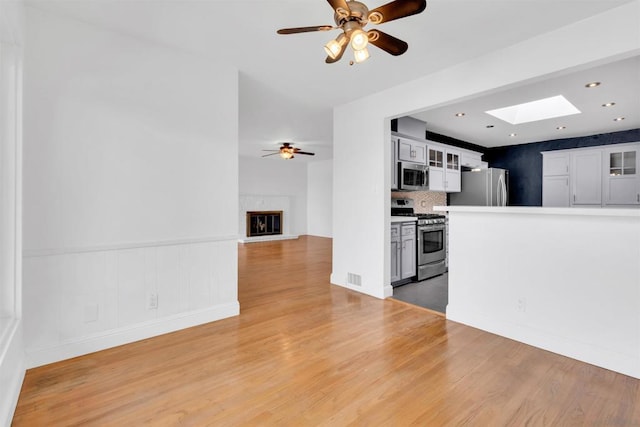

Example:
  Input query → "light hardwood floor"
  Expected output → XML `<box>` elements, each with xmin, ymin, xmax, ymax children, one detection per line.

<box><xmin>13</xmin><ymin>236</ymin><xmax>640</xmax><ymax>425</ymax></box>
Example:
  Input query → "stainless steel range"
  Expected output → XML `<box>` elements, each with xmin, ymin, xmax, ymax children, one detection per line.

<box><xmin>391</xmin><ymin>199</ymin><xmax>447</xmax><ymax>281</ymax></box>
<box><xmin>415</xmin><ymin>214</ymin><xmax>447</xmax><ymax>281</ymax></box>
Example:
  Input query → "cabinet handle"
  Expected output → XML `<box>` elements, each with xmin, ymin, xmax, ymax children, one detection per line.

<box><xmin>637</xmin><ymin>194</ymin><xmax>639</xmax><ymax>203</ymax></box>
<box><xmin>573</xmin><ymin>194</ymin><xmax>576</xmax><ymax>202</ymax></box>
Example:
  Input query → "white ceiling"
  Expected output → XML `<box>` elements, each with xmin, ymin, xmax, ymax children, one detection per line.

<box><xmin>411</xmin><ymin>55</ymin><xmax>640</xmax><ymax>148</ymax></box>
<box><xmin>25</xmin><ymin>0</ymin><xmax>638</xmax><ymax>159</ymax></box>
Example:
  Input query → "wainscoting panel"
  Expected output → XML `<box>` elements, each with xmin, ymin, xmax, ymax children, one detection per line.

<box><xmin>23</xmin><ymin>238</ymin><xmax>238</xmax><ymax>367</ymax></box>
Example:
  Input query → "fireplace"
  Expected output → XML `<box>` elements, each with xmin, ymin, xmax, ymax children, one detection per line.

<box><xmin>246</xmin><ymin>211</ymin><xmax>283</xmax><ymax>237</ymax></box>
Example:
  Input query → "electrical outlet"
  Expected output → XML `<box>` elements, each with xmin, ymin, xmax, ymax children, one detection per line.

<box><xmin>148</xmin><ymin>292</ymin><xmax>158</xmax><ymax>310</ymax></box>
<box><xmin>517</xmin><ymin>298</ymin><xmax>526</xmax><ymax>313</ymax></box>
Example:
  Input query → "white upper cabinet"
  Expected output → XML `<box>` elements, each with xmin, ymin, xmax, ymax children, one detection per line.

<box><xmin>571</xmin><ymin>149</ymin><xmax>602</xmax><ymax>206</ymax></box>
<box><xmin>460</xmin><ymin>151</ymin><xmax>483</xmax><ymax>169</ymax></box>
<box><xmin>446</xmin><ymin>150</ymin><xmax>461</xmax><ymax>192</ymax></box>
<box><xmin>428</xmin><ymin>146</ymin><xmax>445</xmax><ymax>190</ymax></box>
<box><xmin>428</xmin><ymin>145</ymin><xmax>461</xmax><ymax>192</ymax></box>
<box><xmin>603</xmin><ymin>144</ymin><xmax>640</xmax><ymax>206</ymax></box>
<box><xmin>542</xmin><ymin>151</ymin><xmax>570</xmax><ymax>207</ymax></box>
<box><xmin>543</xmin><ymin>151</ymin><xmax>570</xmax><ymax>176</ymax></box>
<box><xmin>542</xmin><ymin>143</ymin><xmax>639</xmax><ymax>208</ymax></box>
<box><xmin>391</xmin><ymin>116</ymin><xmax>482</xmax><ymax>191</ymax></box>
<box><xmin>398</xmin><ymin>138</ymin><xmax>427</xmax><ymax>164</ymax></box>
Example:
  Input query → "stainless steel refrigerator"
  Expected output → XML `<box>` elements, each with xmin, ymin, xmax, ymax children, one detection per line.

<box><xmin>449</xmin><ymin>168</ymin><xmax>509</xmax><ymax>206</ymax></box>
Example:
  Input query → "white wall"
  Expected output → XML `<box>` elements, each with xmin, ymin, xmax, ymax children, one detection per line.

<box><xmin>331</xmin><ymin>1</ymin><xmax>640</xmax><ymax>299</ymax></box>
<box><xmin>307</xmin><ymin>160</ymin><xmax>332</xmax><ymax>238</ymax></box>
<box><xmin>239</xmin><ymin>156</ymin><xmax>307</xmax><ymax>236</ymax></box>
<box><xmin>0</xmin><ymin>1</ymin><xmax>24</xmax><ymax>424</ymax></box>
<box><xmin>22</xmin><ymin>8</ymin><xmax>239</xmax><ymax>367</ymax></box>
<box><xmin>445</xmin><ymin>207</ymin><xmax>640</xmax><ymax>379</ymax></box>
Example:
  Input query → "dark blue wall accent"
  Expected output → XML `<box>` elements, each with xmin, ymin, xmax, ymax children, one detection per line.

<box><xmin>485</xmin><ymin>129</ymin><xmax>640</xmax><ymax>206</ymax></box>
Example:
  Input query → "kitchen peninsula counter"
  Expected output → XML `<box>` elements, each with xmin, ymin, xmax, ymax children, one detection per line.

<box><xmin>434</xmin><ymin>205</ymin><xmax>640</xmax><ymax>379</ymax></box>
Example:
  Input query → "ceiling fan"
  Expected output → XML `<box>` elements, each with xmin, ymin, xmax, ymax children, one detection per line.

<box><xmin>277</xmin><ymin>0</ymin><xmax>427</xmax><ymax>65</ymax></box>
<box><xmin>262</xmin><ymin>143</ymin><xmax>316</xmax><ymax>160</ymax></box>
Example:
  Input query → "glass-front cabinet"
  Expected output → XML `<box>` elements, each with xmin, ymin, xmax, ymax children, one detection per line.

<box><xmin>446</xmin><ymin>151</ymin><xmax>461</xmax><ymax>192</ymax></box>
<box><xmin>609</xmin><ymin>150</ymin><xmax>636</xmax><ymax>176</ymax></box>
<box><xmin>428</xmin><ymin>145</ymin><xmax>461</xmax><ymax>192</ymax></box>
<box><xmin>604</xmin><ymin>145</ymin><xmax>640</xmax><ymax>205</ymax></box>
<box><xmin>429</xmin><ymin>148</ymin><xmax>443</xmax><ymax>168</ymax></box>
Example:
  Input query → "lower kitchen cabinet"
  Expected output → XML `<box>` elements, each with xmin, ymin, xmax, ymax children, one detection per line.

<box><xmin>604</xmin><ymin>145</ymin><xmax>640</xmax><ymax>206</ymax></box>
<box><xmin>390</xmin><ymin>224</ymin><xmax>401</xmax><ymax>283</ymax></box>
<box><xmin>401</xmin><ymin>223</ymin><xmax>416</xmax><ymax>280</ymax></box>
<box><xmin>390</xmin><ymin>222</ymin><xmax>416</xmax><ymax>284</ymax></box>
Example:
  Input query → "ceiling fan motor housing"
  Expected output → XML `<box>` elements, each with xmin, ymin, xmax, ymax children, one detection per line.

<box><xmin>334</xmin><ymin>1</ymin><xmax>370</xmax><ymax>26</ymax></box>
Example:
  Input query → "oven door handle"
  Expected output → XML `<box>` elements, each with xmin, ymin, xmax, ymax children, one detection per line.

<box><xmin>419</xmin><ymin>224</ymin><xmax>446</xmax><ymax>232</ymax></box>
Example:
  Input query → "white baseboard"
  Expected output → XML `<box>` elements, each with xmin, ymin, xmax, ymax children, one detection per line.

<box><xmin>0</xmin><ymin>320</ymin><xmax>25</xmax><ymax>427</ymax></box>
<box><xmin>330</xmin><ymin>273</ymin><xmax>387</xmax><ymax>299</ymax></box>
<box><xmin>447</xmin><ymin>304</ymin><xmax>640</xmax><ymax>379</ymax></box>
<box><xmin>26</xmin><ymin>302</ymin><xmax>240</xmax><ymax>369</ymax></box>
<box><xmin>238</xmin><ymin>234</ymin><xmax>298</xmax><ymax>243</ymax></box>
<box><xmin>383</xmin><ymin>284</ymin><xmax>394</xmax><ymax>299</ymax></box>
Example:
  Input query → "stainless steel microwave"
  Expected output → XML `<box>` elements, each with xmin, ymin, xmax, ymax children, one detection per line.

<box><xmin>398</xmin><ymin>162</ymin><xmax>429</xmax><ymax>191</ymax></box>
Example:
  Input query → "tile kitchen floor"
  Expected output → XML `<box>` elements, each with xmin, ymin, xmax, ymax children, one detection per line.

<box><xmin>392</xmin><ymin>272</ymin><xmax>448</xmax><ymax>314</ymax></box>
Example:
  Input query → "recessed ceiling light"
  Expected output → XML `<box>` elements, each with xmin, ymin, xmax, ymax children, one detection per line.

<box><xmin>585</xmin><ymin>81</ymin><xmax>601</xmax><ymax>88</ymax></box>
<box><xmin>455</xmin><ymin>112</ymin><xmax>465</xmax><ymax>117</ymax></box>
<box><xmin>557</xmin><ymin>126</ymin><xmax>566</xmax><ymax>130</ymax></box>
<box><xmin>602</xmin><ymin>102</ymin><xmax>616</xmax><ymax>107</ymax></box>
<box><xmin>485</xmin><ymin>95</ymin><xmax>580</xmax><ymax>125</ymax></box>
<box><xmin>486</xmin><ymin>125</ymin><xmax>494</xmax><ymax>128</ymax></box>
<box><xmin>509</xmin><ymin>133</ymin><xmax>517</xmax><ymax>137</ymax></box>
<box><xmin>614</xmin><ymin>117</ymin><xmax>625</xmax><ymax>121</ymax></box>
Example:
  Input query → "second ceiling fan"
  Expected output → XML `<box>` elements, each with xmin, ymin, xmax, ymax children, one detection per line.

<box><xmin>277</xmin><ymin>0</ymin><xmax>427</xmax><ymax>65</ymax></box>
<box><xmin>262</xmin><ymin>143</ymin><xmax>315</xmax><ymax>160</ymax></box>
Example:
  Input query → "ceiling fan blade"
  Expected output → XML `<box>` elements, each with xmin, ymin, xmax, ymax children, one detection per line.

<box><xmin>295</xmin><ymin>151</ymin><xmax>315</xmax><ymax>156</ymax></box>
<box><xmin>367</xmin><ymin>30</ymin><xmax>408</xmax><ymax>56</ymax></box>
<box><xmin>368</xmin><ymin>0</ymin><xmax>427</xmax><ymax>24</ymax></box>
<box><xmin>327</xmin><ymin>0</ymin><xmax>350</xmax><ymax>14</ymax></box>
<box><xmin>262</xmin><ymin>152</ymin><xmax>280</xmax><ymax>157</ymax></box>
<box><xmin>277</xmin><ymin>25</ymin><xmax>334</xmax><ymax>35</ymax></box>
<box><xmin>325</xmin><ymin>38</ymin><xmax>349</xmax><ymax>63</ymax></box>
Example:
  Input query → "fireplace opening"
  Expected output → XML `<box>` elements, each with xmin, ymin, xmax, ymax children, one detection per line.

<box><xmin>246</xmin><ymin>211</ymin><xmax>283</xmax><ymax>237</ymax></box>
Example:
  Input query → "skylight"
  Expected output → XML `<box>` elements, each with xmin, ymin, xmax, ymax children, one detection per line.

<box><xmin>485</xmin><ymin>95</ymin><xmax>581</xmax><ymax>125</ymax></box>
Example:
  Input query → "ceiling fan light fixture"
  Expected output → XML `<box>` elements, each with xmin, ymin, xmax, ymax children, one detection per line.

<box><xmin>280</xmin><ymin>150</ymin><xmax>294</xmax><ymax>159</ymax></box>
<box><xmin>353</xmin><ymin>47</ymin><xmax>370</xmax><ymax>63</ymax></box>
<box><xmin>350</xmin><ymin>29</ymin><xmax>369</xmax><ymax>51</ymax></box>
<box><xmin>324</xmin><ymin>33</ymin><xmax>347</xmax><ymax>59</ymax></box>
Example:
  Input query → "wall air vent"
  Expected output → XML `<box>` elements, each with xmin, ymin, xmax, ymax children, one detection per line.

<box><xmin>347</xmin><ymin>273</ymin><xmax>362</xmax><ymax>286</ymax></box>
